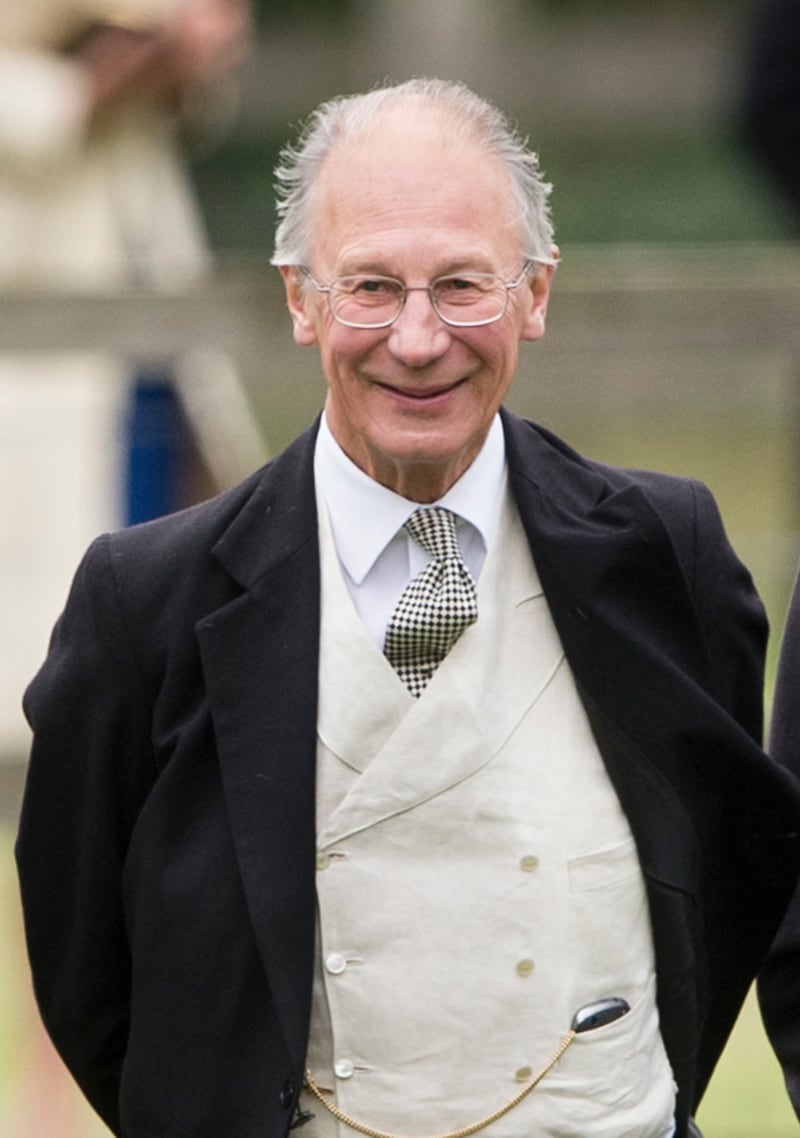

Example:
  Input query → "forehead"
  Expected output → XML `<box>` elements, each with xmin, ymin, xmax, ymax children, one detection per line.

<box><xmin>310</xmin><ymin>108</ymin><xmax>521</xmax><ymax>273</ymax></box>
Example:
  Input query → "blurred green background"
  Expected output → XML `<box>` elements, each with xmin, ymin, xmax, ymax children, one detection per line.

<box><xmin>3</xmin><ymin>0</ymin><xmax>800</xmax><ymax>1134</ymax></box>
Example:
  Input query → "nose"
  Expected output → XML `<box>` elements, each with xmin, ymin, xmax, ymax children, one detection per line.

<box><xmin>387</xmin><ymin>286</ymin><xmax>452</xmax><ymax>368</ymax></box>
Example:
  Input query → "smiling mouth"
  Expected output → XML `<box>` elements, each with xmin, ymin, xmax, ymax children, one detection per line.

<box><xmin>380</xmin><ymin>378</ymin><xmax>466</xmax><ymax>400</ymax></box>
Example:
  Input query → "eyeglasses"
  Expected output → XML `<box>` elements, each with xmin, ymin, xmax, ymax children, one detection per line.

<box><xmin>299</xmin><ymin>259</ymin><xmax>552</xmax><ymax>329</ymax></box>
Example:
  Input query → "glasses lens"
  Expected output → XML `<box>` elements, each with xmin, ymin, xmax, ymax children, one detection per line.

<box><xmin>330</xmin><ymin>276</ymin><xmax>404</xmax><ymax>327</ymax></box>
<box><xmin>432</xmin><ymin>274</ymin><xmax>506</xmax><ymax>326</ymax></box>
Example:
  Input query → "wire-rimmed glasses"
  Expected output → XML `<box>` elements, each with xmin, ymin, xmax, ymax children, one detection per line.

<box><xmin>299</xmin><ymin>258</ymin><xmax>555</xmax><ymax>330</ymax></box>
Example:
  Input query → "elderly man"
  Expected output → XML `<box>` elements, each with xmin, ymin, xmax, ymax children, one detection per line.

<box><xmin>16</xmin><ymin>78</ymin><xmax>800</xmax><ymax>1138</ymax></box>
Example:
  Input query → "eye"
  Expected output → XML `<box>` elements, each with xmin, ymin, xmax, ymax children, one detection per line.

<box><xmin>434</xmin><ymin>275</ymin><xmax>490</xmax><ymax>304</ymax></box>
<box><xmin>445</xmin><ymin>277</ymin><xmax>477</xmax><ymax>291</ymax></box>
<box><xmin>341</xmin><ymin>276</ymin><xmax>401</xmax><ymax>299</ymax></box>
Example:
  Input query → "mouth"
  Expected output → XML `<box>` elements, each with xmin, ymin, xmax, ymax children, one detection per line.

<box><xmin>377</xmin><ymin>377</ymin><xmax>467</xmax><ymax>404</ymax></box>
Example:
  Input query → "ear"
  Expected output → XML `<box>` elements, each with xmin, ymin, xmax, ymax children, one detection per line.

<box><xmin>279</xmin><ymin>265</ymin><xmax>319</xmax><ymax>346</ymax></box>
<box><xmin>520</xmin><ymin>245</ymin><xmax>559</xmax><ymax>343</ymax></box>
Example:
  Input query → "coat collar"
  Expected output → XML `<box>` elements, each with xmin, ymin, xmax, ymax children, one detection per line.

<box><xmin>209</xmin><ymin>421</ymin><xmax>321</xmax><ymax>590</ymax></box>
<box><xmin>501</xmin><ymin>408</ymin><xmax>720</xmax><ymax>741</ymax></box>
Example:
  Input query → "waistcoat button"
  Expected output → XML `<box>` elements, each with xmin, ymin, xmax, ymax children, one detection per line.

<box><xmin>326</xmin><ymin>952</ymin><xmax>347</xmax><ymax>974</ymax></box>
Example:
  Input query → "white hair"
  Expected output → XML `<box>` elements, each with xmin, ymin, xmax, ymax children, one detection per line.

<box><xmin>271</xmin><ymin>77</ymin><xmax>555</xmax><ymax>266</ymax></box>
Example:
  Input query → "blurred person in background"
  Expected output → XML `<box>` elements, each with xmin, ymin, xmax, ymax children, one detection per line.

<box><xmin>15</xmin><ymin>78</ymin><xmax>800</xmax><ymax>1138</ymax></box>
<box><xmin>741</xmin><ymin>0</ymin><xmax>800</xmax><ymax>227</ymax></box>
<box><xmin>0</xmin><ymin>0</ymin><xmax>250</xmax><ymax>757</ymax></box>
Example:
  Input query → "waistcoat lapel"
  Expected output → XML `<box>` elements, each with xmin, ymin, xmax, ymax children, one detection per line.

<box><xmin>316</xmin><ymin>485</ymin><xmax>563</xmax><ymax>846</ymax></box>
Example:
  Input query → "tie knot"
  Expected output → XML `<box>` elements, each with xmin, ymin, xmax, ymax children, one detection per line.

<box><xmin>404</xmin><ymin>507</ymin><xmax>461</xmax><ymax>563</ymax></box>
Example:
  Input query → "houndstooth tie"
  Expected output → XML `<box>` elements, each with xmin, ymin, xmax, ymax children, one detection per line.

<box><xmin>384</xmin><ymin>507</ymin><xmax>478</xmax><ymax>697</ymax></box>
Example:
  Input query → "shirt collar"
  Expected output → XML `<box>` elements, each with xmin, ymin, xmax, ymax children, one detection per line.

<box><xmin>314</xmin><ymin>412</ymin><xmax>506</xmax><ymax>585</ymax></box>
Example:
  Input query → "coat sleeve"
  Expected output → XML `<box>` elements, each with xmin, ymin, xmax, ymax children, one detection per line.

<box><xmin>15</xmin><ymin>535</ymin><xmax>158</xmax><ymax>1135</ymax></box>
<box><xmin>684</xmin><ymin>478</ymin><xmax>768</xmax><ymax>743</ymax></box>
<box><xmin>758</xmin><ymin>566</ymin><xmax>800</xmax><ymax>1119</ymax></box>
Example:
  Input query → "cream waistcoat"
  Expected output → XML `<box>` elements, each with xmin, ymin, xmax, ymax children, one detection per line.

<box><xmin>303</xmin><ymin>484</ymin><xmax>676</xmax><ymax>1138</ymax></box>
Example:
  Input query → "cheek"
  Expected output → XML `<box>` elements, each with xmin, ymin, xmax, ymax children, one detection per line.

<box><xmin>320</xmin><ymin>333</ymin><xmax>376</xmax><ymax>397</ymax></box>
<box><xmin>482</xmin><ymin>332</ymin><xmax>520</xmax><ymax>388</ymax></box>
<box><xmin>327</xmin><ymin>323</ymin><xmax>389</xmax><ymax>367</ymax></box>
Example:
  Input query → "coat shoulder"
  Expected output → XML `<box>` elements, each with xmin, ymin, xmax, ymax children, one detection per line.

<box><xmin>501</xmin><ymin>409</ymin><xmax>713</xmax><ymax>538</ymax></box>
<box><xmin>102</xmin><ymin>422</ymin><xmax>319</xmax><ymax>588</ymax></box>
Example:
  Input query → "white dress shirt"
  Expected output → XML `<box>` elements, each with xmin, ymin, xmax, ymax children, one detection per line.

<box><xmin>313</xmin><ymin>412</ymin><xmax>507</xmax><ymax>649</ymax></box>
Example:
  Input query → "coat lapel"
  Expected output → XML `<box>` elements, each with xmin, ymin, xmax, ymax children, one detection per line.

<box><xmin>501</xmin><ymin>411</ymin><xmax>797</xmax><ymax>856</ymax></box>
<box><xmin>195</xmin><ymin>424</ymin><xmax>321</xmax><ymax>1068</ymax></box>
<box><xmin>502</xmin><ymin>410</ymin><xmax>717</xmax><ymax>714</ymax></box>
<box><xmin>501</xmin><ymin>410</ymin><xmax>723</xmax><ymax>899</ymax></box>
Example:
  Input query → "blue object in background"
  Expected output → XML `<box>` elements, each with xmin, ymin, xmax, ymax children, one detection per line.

<box><xmin>125</xmin><ymin>369</ymin><xmax>189</xmax><ymax>526</ymax></box>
